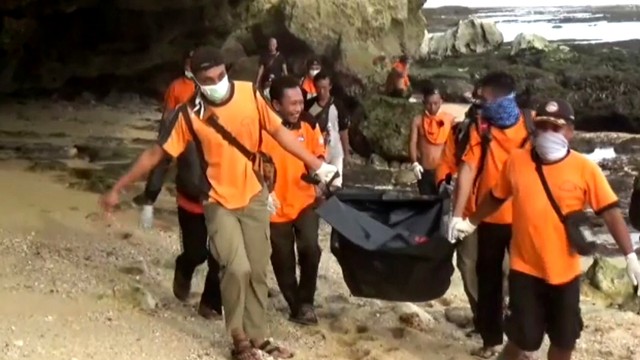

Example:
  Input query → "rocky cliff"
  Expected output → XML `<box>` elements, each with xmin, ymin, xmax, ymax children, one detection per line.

<box><xmin>0</xmin><ymin>0</ymin><xmax>427</xmax><ymax>96</ymax></box>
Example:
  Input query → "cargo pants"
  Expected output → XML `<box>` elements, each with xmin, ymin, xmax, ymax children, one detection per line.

<box><xmin>203</xmin><ymin>188</ymin><xmax>271</xmax><ymax>339</ymax></box>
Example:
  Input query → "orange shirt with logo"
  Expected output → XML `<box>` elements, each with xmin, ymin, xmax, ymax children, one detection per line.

<box><xmin>160</xmin><ymin>81</ymin><xmax>283</xmax><ymax>210</ymax></box>
<box><xmin>462</xmin><ymin>115</ymin><xmax>531</xmax><ymax>224</ymax></box>
<box><xmin>492</xmin><ymin>149</ymin><xmax>618</xmax><ymax>284</ymax></box>
<box><xmin>262</xmin><ymin>120</ymin><xmax>326</xmax><ymax>223</ymax></box>
<box><xmin>164</xmin><ymin>77</ymin><xmax>196</xmax><ymax>110</ymax></box>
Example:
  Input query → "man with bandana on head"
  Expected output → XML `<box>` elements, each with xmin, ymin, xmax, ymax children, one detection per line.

<box><xmin>450</xmin><ymin>99</ymin><xmax>640</xmax><ymax>360</ymax></box>
<box><xmin>448</xmin><ymin>71</ymin><xmax>534</xmax><ymax>359</ymax></box>
<box><xmin>99</xmin><ymin>46</ymin><xmax>340</xmax><ymax>360</ymax></box>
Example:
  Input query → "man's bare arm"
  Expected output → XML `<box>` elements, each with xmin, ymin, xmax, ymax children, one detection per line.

<box><xmin>339</xmin><ymin>130</ymin><xmax>350</xmax><ymax>158</ymax></box>
<box><xmin>601</xmin><ymin>207</ymin><xmax>636</xmax><ymax>255</ymax></box>
<box><xmin>269</xmin><ymin>126</ymin><xmax>323</xmax><ymax>171</ymax></box>
<box><xmin>282</xmin><ymin>63</ymin><xmax>288</xmax><ymax>75</ymax></box>
<box><xmin>112</xmin><ymin>145</ymin><xmax>167</xmax><ymax>194</ymax></box>
<box><xmin>408</xmin><ymin>115</ymin><xmax>421</xmax><ymax>164</ymax></box>
<box><xmin>452</xmin><ymin>162</ymin><xmax>476</xmax><ymax>217</ymax></box>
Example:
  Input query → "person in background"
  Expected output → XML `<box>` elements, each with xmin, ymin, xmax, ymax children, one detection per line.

<box><xmin>408</xmin><ymin>85</ymin><xmax>455</xmax><ymax>195</ymax></box>
<box><xmin>255</xmin><ymin>37</ymin><xmax>288</xmax><ymax>92</ymax></box>
<box><xmin>304</xmin><ymin>71</ymin><xmax>350</xmax><ymax>187</ymax></box>
<box><xmin>300</xmin><ymin>58</ymin><xmax>322</xmax><ymax>100</ymax></box>
<box><xmin>450</xmin><ymin>99</ymin><xmax>640</xmax><ymax>360</ymax></box>
<box><xmin>161</xmin><ymin>49</ymin><xmax>197</xmax><ymax>119</ymax></box>
<box><xmin>449</xmin><ymin>71</ymin><xmax>534</xmax><ymax>358</ymax></box>
<box><xmin>263</xmin><ymin>75</ymin><xmax>326</xmax><ymax>325</ymax></box>
<box><xmin>100</xmin><ymin>46</ymin><xmax>340</xmax><ymax>360</ymax></box>
<box><xmin>386</xmin><ymin>55</ymin><xmax>411</xmax><ymax>98</ymax></box>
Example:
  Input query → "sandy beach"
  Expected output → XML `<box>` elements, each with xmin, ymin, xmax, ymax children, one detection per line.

<box><xmin>0</xmin><ymin>97</ymin><xmax>639</xmax><ymax>360</ymax></box>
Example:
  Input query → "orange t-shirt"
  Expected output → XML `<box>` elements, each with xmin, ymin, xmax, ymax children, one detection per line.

<box><xmin>393</xmin><ymin>62</ymin><xmax>410</xmax><ymax>89</ymax></box>
<box><xmin>164</xmin><ymin>77</ymin><xmax>196</xmax><ymax>110</ymax></box>
<box><xmin>462</xmin><ymin>115</ymin><xmax>531</xmax><ymax>224</ymax></box>
<box><xmin>159</xmin><ymin>81</ymin><xmax>283</xmax><ymax>210</ymax></box>
<box><xmin>301</xmin><ymin>77</ymin><xmax>316</xmax><ymax>98</ymax></box>
<box><xmin>436</xmin><ymin>129</ymin><xmax>475</xmax><ymax>217</ymax></box>
<box><xmin>262</xmin><ymin>120</ymin><xmax>326</xmax><ymax>223</ymax></box>
<box><xmin>492</xmin><ymin>149</ymin><xmax>619</xmax><ymax>284</ymax></box>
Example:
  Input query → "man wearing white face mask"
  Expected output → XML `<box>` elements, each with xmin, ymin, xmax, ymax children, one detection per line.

<box><xmin>450</xmin><ymin>99</ymin><xmax>640</xmax><ymax>360</ymax></box>
<box><xmin>300</xmin><ymin>58</ymin><xmax>322</xmax><ymax>100</ymax></box>
<box><xmin>99</xmin><ymin>46</ymin><xmax>339</xmax><ymax>360</ymax></box>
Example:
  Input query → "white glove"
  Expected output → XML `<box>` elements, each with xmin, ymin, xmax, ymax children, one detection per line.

<box><xmin>314</xmin><ymin>162</ymin><xmax>340</xmax><ymax>185</ymax></box>
<box><xmin>447</xmin><ymin>217</ymin><xmax>477</xmax><ymax>244</ymax></box>
<box><xmin>411</xmin><ymin>162</ymin><xmax>424</xmax><ymax>180</ymax></box>
<box><xmin>267</xmin><ymin>193</ymin><xmax>280</xmax><ymax>214</ymax></box>
<box><xmin>139</xmin><ymin>205</ymin><xmax>154</xmax><ymax>230</ymax></box>
<box><xmin>625</xmin><ymin>252</ymin><xmax>640</xmax><ymax>295</ymax></box>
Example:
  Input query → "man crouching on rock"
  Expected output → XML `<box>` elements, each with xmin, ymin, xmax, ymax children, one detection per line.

<box><xmin>449</xmin><ymin>99</ymin><xmax>640</xmax><ymax>360</ymax></box>
<box><xmin>99</xmin><ymin>45</ymin><xmax>340</xmax><ymax>360</ymax></box>
<box><xmin>408</xmin><ymin>84</ymin><xmax>455</xmax><ymax>195</ymax></box>
<box><xmin>262</xmin><ymin>76</ymin><xmax>326</xmax><ymax>325</ymax></box>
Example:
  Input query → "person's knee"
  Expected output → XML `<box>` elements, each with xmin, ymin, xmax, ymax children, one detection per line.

<box><xmin>225</xmin><ymin>260</ymin><xmax>252</xmax><ymax>282</ymax></box>
<box><xmin>507</xmin><ymin>329</ymin><xmax>544</xmax><ymax>353</ymax></box>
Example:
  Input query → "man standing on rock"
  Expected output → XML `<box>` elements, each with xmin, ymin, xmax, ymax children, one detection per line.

<box><xmin>100</xmin><ymin>46</ymin><xmax>340</xmax><ymax>360</ymax></box>
<box><xmin>135</xmin><ymin>48</ymin><xmax>223</xmax><ymax>320</ymax></box>
<box><xmin>408</xmin><ymin>85</ymin><xmax>455</xmax><ymax>195</ymax></box>
<box><xmin>448</xmin><ymin>72</ymin><xmax>534</xmax><ymax>358</ymax></box>
<box><xmin>304</xmin><ymin>71</ymin><xmax>350</xmax><ymax>187</ymax></box>
<box><xmin>300</xmin><ymin>58</ymin><xmax>322</xmax><ymax>100</ymax></box>
<box><xmin>263</xmin><ymin>75</ymin><xmax>326</xmax><ymax>325</ymax></box>
<box><xmin>386</xmin><ymin>55</ymin><xmax>411</xmax><ymax>98</ymax></box>
<box><xmin>255</xmin><ymin>37</ymin><xmax>288</xmax><ymax>94</ymax></box>
<box><xmin>450</xmin><ymin>99</ymin><xmax>640</xmax><ymax>360</ymax></box>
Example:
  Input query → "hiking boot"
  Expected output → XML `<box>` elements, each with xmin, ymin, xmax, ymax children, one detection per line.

<box><xmin>172</xmin><ymin>268</ymin><xmax>191</xmax><ymax>302</ymax></box>
<box><xmin>197</xmin><ymin>302</ymin><xmax>222</xmax><ymax>320</ymax></box>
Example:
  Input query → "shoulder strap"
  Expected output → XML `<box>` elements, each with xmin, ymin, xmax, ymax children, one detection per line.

<box><xmin>533</xmin><ymin>151</ymin><xmax>565</xmax><ymax>222</ymax></box>
<box><xmin>202</xmin><ymin>84</ymin><xmax>263</xmax><ymax>161</ymax></box>
<box><xmin>178</xmin><ymin>104</ymin><xmax>213</xmax><ymax>201</ymax></box>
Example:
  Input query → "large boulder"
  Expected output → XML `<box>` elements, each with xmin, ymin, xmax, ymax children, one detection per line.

<box><xmin>583</xmin><ymin>256</ymin><xmax>639</xmax><ymax>314</ymax></box>
<box><xmin>424</xmin><ymin>18</ymin><xmax>503</xmax><ymax>59</ymax></box>
<box><xmin>355</xmin><ymin>95</ymin><xmax>421</xmax><ymax>160</ymax></box>
<box><xmin>0</xmin><ymin>0</ymin><xmax>428</xmax><ymax>95</ymax></box>
<box><xmin>510</xmin><ymin>33</ymin><xmax>556</xmax><ymax>55</ymax></box>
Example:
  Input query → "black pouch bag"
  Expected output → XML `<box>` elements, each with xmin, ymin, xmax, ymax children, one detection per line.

<box><xmin>534</xmin><ymin>152</ymin><xmax>596</xmax><ymax>256</ymax></box>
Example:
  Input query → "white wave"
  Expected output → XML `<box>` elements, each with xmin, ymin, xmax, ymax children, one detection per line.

<box><xmin>584</xmin><ymin>147</ymin><xmax>617</xmax><ymax>163</ymax></box>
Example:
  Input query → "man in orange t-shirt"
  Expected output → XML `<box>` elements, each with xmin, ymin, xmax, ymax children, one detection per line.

<box><xmin>162</xmin><ymin>49</ymin><xmax>197</xmax><ymax>119</ymax></box>
<box><xmin>262</xmin><ymin>76</ymin><xmax>326</xmax><ymax>325</ymax></box>
<box><xmin>134</xmin><ymin>49</ymin><xmax>222</xmax><ymax>320</ymax></box>
<box><xmin>386</xmin><ymin>55</ymin><xmax>411</xmax><ymax>98</ymax></box>
<box><xmin>452</xmin><ymin>99</ymin><xmax>640</xmax><ymax>360</ymax></box>
<box><xmin>100</xmin><ymin>46</ymin><xmax>340</xmax><ymax>359</ymax></box>
<box><xmin>408</xmin><ymin>85</ymin><xmax>455</xmax><ymax>195</ymax></box>
<box><xmin>449</xmin><ymin>72</ymin><xmax>533</xmax><ymax>357</ymax></box>
<box><xmin>300</xmin><ymin>58</ymin><xmax>321</xmax><ymax>100</ymax></box>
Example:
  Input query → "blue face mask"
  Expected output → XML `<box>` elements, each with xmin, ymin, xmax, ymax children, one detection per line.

<box><xmin>481</xmin><ymin>93</ymin><xmax>520</xmax><ymax>128</ymax></box>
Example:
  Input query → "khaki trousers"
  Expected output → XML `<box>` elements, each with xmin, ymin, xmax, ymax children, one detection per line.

<box><xmin>203</xmin><ymin>189</ymin><xmax>271</xmax><ymax>339</ymax></box>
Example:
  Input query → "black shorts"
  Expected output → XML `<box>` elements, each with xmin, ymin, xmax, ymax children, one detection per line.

<box><xmin>505</xmin><ymin>270</ymin><xmax>583</xmax><ymax>352</ymax></box>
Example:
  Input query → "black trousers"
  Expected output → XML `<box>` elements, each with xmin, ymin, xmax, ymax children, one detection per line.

<box><xmin>417</xmin><ymin>169</ymin><xmax>438</xmax><ymax>196</ymax></box>
<box><xmin>269</xmin><ymin>206</ymin><xmax>321</xmax><ymax>315</ymax></box>
<box><xmin>176</xmin><ymin>206</ymin><xmax>222</xmax><ymax>313</ymax></box>
<box><xmin>476</xmin><ymin>222</ymin><xmax>511</xmax><ymax>347</ymax></box>
<box><xmin>505</xmin><ymin>271</ymin><xmax>583</xmax><ymax>352</ymax></box>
